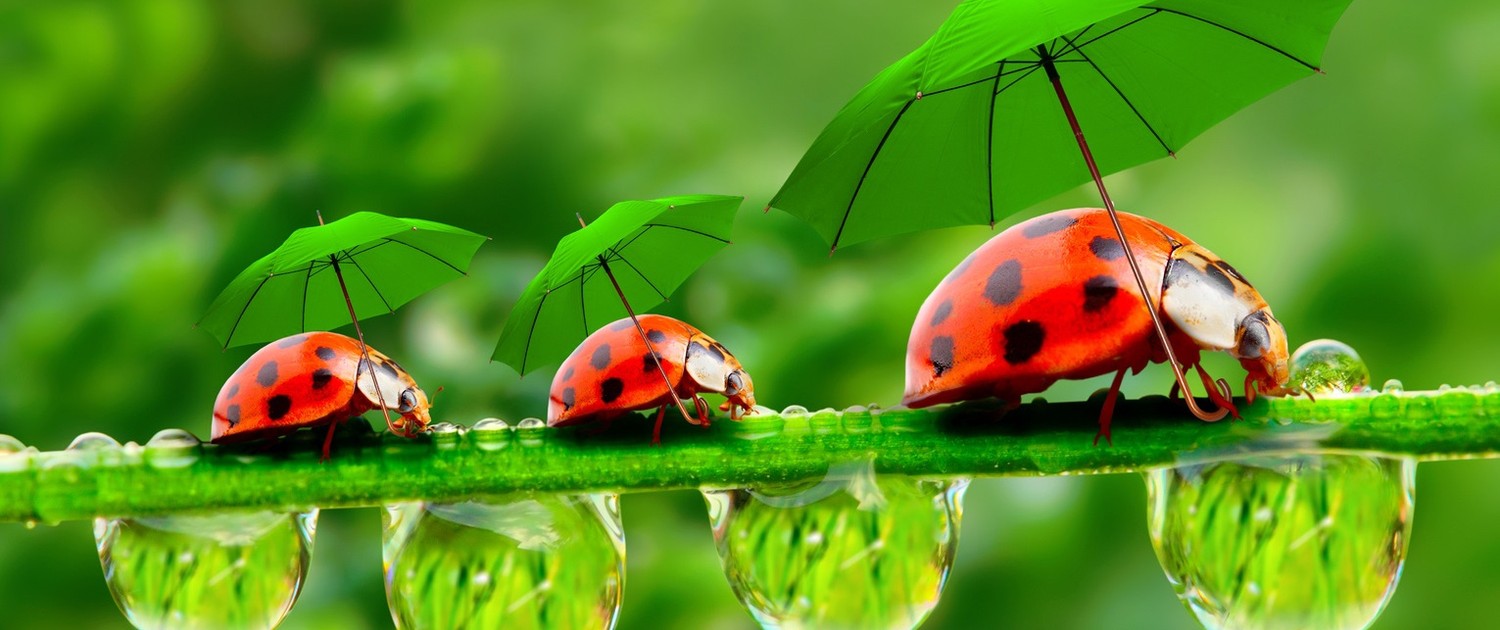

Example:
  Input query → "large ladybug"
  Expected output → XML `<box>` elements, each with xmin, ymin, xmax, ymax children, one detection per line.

<box><xmin>212</xmin><ymin>331</ymin><xmax>432</xmax><ymax>458</ymax></box>
<box><xmin>903</xmin><ymin>208</ymin><xmax>1296</xmax><ymax>443</ymax></box>
<box><xmin>549</xmin><ymin>314</ymin><xmax>757</xmax><ymax>443</ymax></box>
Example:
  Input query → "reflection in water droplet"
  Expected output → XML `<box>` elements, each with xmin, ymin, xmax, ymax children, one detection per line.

<box><xmin>703</xmin><ymin>462</ymin><xmax>967</xmax><ymax>629</ymax></box>
<box><xmin>0</xmin><ymin>434</ymin><xmax>30</xmax><ymax>473</ymax></box>
<box><xmin>0</xmin><ymin>434</ymin><xmax>25</xmax><ymax>454</ymax></box>
<box><xmin>96</xmin><ymin>510</ymin><xmax>318</xmax><ymax>630</ymax></box>
<box><xmin>145</xmin><ymin>429</ymin><xmax>202</xmax><ymax>469</ymax></box>
<box><xmin>69</xmin><ymin>432</ymin><xmax>122</xmax><ymax>451</ymax></box>
<box><xmin>1290</xmin><ymin>340</ymin><xmax>1370</xmax><ymax>395</ymax></box>
<box><xmin>1146</xmin><ymin>454</ymin><xmax>1413</xmax><ymax>630</ymax></box>
<box><xmin>779</xmin><ymin>405</ymin><xmax>809</xmax><ymax>418</ymax></box>
<box><xmin>384</xmin><ymin>494</ymin><xmax>625</xmax><ymax>629</ymax></box>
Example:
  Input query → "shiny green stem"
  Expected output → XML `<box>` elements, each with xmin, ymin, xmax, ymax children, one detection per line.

<box><xmin>3</xmin><ymin>387</ymin><xmax>1497</xmax><ymax>523</ymax></box>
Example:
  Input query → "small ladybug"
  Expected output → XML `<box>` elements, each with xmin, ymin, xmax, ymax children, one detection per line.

<box><xmin>903</xmin><ymin>208</ymin><xmax>1297</xmax><ymax>443</ymax></box>
<box><xmin>549</xmin><ymin>314</ymin><xmax>757</xmax><ymax>443</ymax></box>
<box><xmin>212</xmin><ymin>331</ymin><xmax>432</xmax><ymax>458</ymax></box>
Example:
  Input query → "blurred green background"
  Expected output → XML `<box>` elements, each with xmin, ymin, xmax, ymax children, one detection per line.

<box><xmin>2</xmin><ymin>1</ymin><xmax>1498</xmax><ymax>627</ymax></box>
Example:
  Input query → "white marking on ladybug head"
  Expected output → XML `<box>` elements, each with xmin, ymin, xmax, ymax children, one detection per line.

<box><xmin>685</xmin><ymin>341</ymin><xmax>729</xmax><ymax>393</ymax></box>
<box><xmin>1162</xmin><ymin>253</ymin><xmax>1252</xmax><ymax>351</ymax></box>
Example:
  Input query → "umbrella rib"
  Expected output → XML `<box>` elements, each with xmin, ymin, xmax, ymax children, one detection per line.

<box><xmin>348</xmin><ymin>256</ymin><xmax>396</xmax><ymax>314</ymax></box>
<box><xmin>379</xmin><ymin>237</ymin><xmax>467</xmax><ymax>276</ymax></box>
<box><xmin>579</xmin><ymin>265</ymin><xmax>589</xmax><ymax>337</ymax></box>
<box><xmin>1072</xmin><ymin>9</ymin><xmax>1161</xmax><ymax>51</ymax></box>
<box><xmin>612</xmin><ymin>251</ymin><xmax>670</xmax><ymax>302</ymax></box>
<box><xmin>921</xmin><ymin>61</ymin><xmax>1038</xmax><ymax>99</ymax></box>
<box><xmin>301</xmin><ymin>262</ymin><xmax>313</xmax><ymax>332</ymax></box>
<box><xmin>832</xmin><ymin>98</ymin><xmax>915</xmax><ymax>252</ymax></box>
<box><xmin>519</xmin><ymin>292</ymin><xmax>549</xmax><ymax>375</ymax></box>
<box><xmin>986</xmin><ymin>60</ymin><xmax>1003</xmax><ymax>227</ymax></box>
<box><xmin>637</xmin><ymin>223</ymin><xmax>731</xmax><ymax>244</ymax></box>
<box><xmin>994</xmin><ymin>65</ymin><xmax>1041</xmax><ymax>97</ymax></box>
<box><xmin>614</xmin><ymin>225</ymin><xmax>656</xmax><ymax>253</ymax></box>
<box><xmin>1152</xmin><ymin>7</ymin><xmax>1320</xmax><ymax>72</ymax></box>
<box><xmin>1058</xmin><ymin>33</ymin><xmax>1174</xmax><ymax>156</ymax></box>
<box><xmin>221</xmin><ymin>275</ymin><xmax>272</xmax><ymax>350</ymax></box>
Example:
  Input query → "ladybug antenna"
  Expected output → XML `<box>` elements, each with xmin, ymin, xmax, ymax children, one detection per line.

<box><xmin>430</xmin><ymin>385</ymin><xmax>445</xmax><ymax>409</ymax></box>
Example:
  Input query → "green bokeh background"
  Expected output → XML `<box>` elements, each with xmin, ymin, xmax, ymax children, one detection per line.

<box><xmin>1</xmin><ymin>1</ymin><xmax>1497</xmax><ymax>628</ymax></box>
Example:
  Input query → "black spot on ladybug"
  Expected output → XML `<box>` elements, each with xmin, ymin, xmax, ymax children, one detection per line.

<box><xmin>930</xmin><ymin>300</ymin><xmax>953</xmax><ymax>327</ymax></box>
<box><xmin>930</xmin><ymin>336</ymin><xmax>955</xmax><ymax>377</ymax></box>
<box><xmin>1082</xmin><ymin>275</ymin><xmax>1119</xmax><ymax>313</ymax></box>
<box><xmin>315</xmin><ymin>346</ymin><xmax>336</xmax><ymax>361</ymax></box>
<box><xmin>706</xmin><ymin>343</ymin><xmax>726</xmax><ymax>362</ymax></box>
<box><xmin>643</xmin><ymin>352</ymin><xmax>662</xmax><ymax>373</ymax></box>
<box><xmin>1089</xmin><ymin>236</ymin><xmax>1124</xmax><ymax>261</ymax></box>
<box><xmin>563</xmin><ymin>367</ymin><xmax>575</xmax><ymax>381</ymax></box>
<box><xmin>1022</xmin><ymin>214</ymin><xmax>1077</xmax><ymax>238</ymax></box>
<box><xmin>984</xmin><ymin>260</ymin><xmax>1023</xmax><ymax>306</ymax></box>
<box><xmin>1212</xmin><ymin>259</ymin><xmax>1246</xmax><ymax>283</ymax></box>
<box><xmin>256</xmin><ymin>361</ymin><xmax>279</xmax><ymax>388</ymax></box>
<box><xmin>226</xmin><ymin>383</ymin><xmax>240</xmax><ymax>399</ymax></box>
<box><xmin>560</xmin><ymin>387</ymin><xmax>576</xmax><ymax>411</ymax></box>
<box><xmin>591</xmin><ymin>344</ymin><xmax>612</xmax><ymax>370</ymax></box>
<box><xmin>1203</xmin><ymin>261</ymin><xmax>1238</xmax><ymax>295</ymax></box>
<box><xmin>224</xmin><ymin>404</ymin><xmax>241</xmax><ymax>427</ymax></box>
<box><xmin>311</xmin><ymin>368</ymin><xmax>334</xmax><ymax>390</ymax></box>
<box><xmin>267</xmin><ymin>395</ymin><xmax>293</xmax><ymax>421</ymax></box>
<box><xmin>600</xmin><ymin>378</ymin><xmax>625</xmax><ymax>404</ymax></box>
<box><xmin>1002</xmin><ymin>321</ymin><xmax>1045</xmax><ymax>365</ymax></box>
<box><xmin>276</xmin><ymin>335</ymin><xmax>308</xmax><ymax>349</ymax></box>
<box><xmin>646</xmin><ymin>329</ymin><xmax>667</xmax><ymax>343</ymax></box>
<box><xmin>378</xmin><ymin>361</ymin><xmax>400</xmax><ymax>380</ymax></box>
<box><xmin>609</xmin><ymin>319</ymin><xmax>635</xmax><ymax>331</ymax></box>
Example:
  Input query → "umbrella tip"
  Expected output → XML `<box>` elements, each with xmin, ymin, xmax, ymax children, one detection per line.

<box><xmin>1315</xmin><ymin>67</ymin><xmax>1326</xmax><ymax>76</ymax></box>
<box><xmin>316</xmin><ymin>210</ymin><xmax>325</xmax><ymax>225</ymax></box>
<box><xmin>576</xmin><ymin>213</ymin><xmax>587</xmax><ymax>228</ymax></box>
<box><xmin>762</xmin><ymin>205</ymin><xmax>771</xmax><ymax>213</ymax></box>
<box><xmin>827</xmin><ymin>246</ymin><xmax>837</xmax><ymax>258</ymax></box>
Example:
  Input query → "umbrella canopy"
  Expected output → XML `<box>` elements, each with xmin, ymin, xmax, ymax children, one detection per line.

<box><xmin>493</xmin><ymin>194</ymin><xmax>743</xmax><ymax>376</ymax></box>
<box><xmin>199</xmin><ymin>212</ymin><xmax>489</xmax><ymax>349</ymax></box>
<box><xmin>770</xmin><ymin>0</ymin><xmax>1352</xmax><ymax>251</ymax></box>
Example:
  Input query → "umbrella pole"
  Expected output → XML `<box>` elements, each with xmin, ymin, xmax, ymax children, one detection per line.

<box><xmin>317</xmin><ymin>212</ymin><xmax>399</xmax><ymax>437</ymax></box>
<box><xmin>596</xmin><ymin>257</ymin><xmax>698</xmax><ymax>426</ymax></box>
<box><xmin>1038</xmin><ymin>49</ymin><xmax>1228</xmax><ymax>422</ymax></box>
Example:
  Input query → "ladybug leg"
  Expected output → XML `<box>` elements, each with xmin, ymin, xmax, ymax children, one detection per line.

<box><xmin>651</xmin><ymin>405</ymin><xmax>667</xmax><ymax>445</ymax></box>
<box><xmin>1168</xmin><ymin>379</ymin><xmax>1181</xmax><ymax>401</ymax></box>
<box><xmin>1094</xmin><ymin>368</ymin><xmax>1128</xmax><ymax>447</ymax></box>
<box><xmin>1244</xmin><ymin>374</ymin><xmax>1259</xmax><ymax>405</ymax></box>
<box><xmin>1192</xmin><ymin>363</ymin><xmax>1240</xmax><ymax>420</ymax></box>
<box><xmin>692</xmin><ymin>395</ymin><xmax>712</xmax><ymax>428</ymax></box>
<box><xmin>320</xmin><ymin>419</ymin><xmax>342</xmax><ymax>462</ymax></box>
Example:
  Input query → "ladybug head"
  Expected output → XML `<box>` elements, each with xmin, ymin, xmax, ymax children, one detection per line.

<box><xmin>390</xmin><ymin>385</ymin><xmax>433</xmax><ymax>438</ymax></box>
<box><xmin>1233</xmin><ymin>309</ymin><xmax>1295</xmax><ymax>398</ymax></box>
<box><xmin>719</xmin><ymin>368</ymin><xmax>757</xmax><ymax>419</ymax></box>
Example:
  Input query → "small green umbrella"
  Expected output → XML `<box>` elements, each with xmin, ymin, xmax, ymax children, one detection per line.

<box><xmin>199</xmin><ymin>211</ymin><xmax>487</xmax><ymax>432</ymax></box>
<box><xmin>492</xmin><ymin>194</ymin><xmax>742</xmax><ymax>424</ymax></box>
<box><xmin>770</xmin><ymin>0</ymin><xmax>1350</xmax><ymax>418</ymax></box>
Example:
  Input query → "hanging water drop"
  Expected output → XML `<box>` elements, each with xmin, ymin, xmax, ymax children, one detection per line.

<box><xmin>703</xmin><ymin>461</ymin><xmax>966</xmax><ymax>629</ymax></box>
<box><xmin>96</xmin><ymin>509</ymin><xmax>318</xmax><ymax>629</ymax></box>
<box><xmin>1289</xmin><ymin>339</ymin><xmax>1370</xmax><ymax>395</ymax></box>
<box><xmin>383</xmin><ymin>494</ymin><xmax>625</xmax><ymax>630</ymax></box>
<box><xmin>1146</xmin><ymin>454</ymin><xmax>1413</xmax><ymax>630</ymax></box>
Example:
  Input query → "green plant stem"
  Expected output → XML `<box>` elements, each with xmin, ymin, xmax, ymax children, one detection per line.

<box><xmin>3</xmin><ymin>388</ymin><xmax>1497</xmax><ymax>523</ymax></box>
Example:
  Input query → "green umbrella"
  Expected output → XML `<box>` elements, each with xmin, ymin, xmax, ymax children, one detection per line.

<box><xmin>770</xmin><ymin>0</ymin><xmax>1350</xmax><ymax>418</ymax></box>
<box><xmin>492</xmin><ymin>194</ymin><xmax>742</xmax><ymax>424</ymax></box>
<box><xmin>199</xmin><ymin>211</ymin><xmax>488</xmax><ymax>433</ymax></box>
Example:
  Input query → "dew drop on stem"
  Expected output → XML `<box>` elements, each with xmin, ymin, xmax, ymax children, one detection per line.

<box><xmin>383</xmin><ymin>494</ymin><xmax>625</xmax><ymax>630</ymax></box>
<box><xmin>702</xmin><ymin>460</ymin><xmax>967</xmax><ymax>629</ymax></box>
<box><xmin>1145</xmin><ymin>454</ymin><xmax>1413</xmax><ymax>630</ymax></box>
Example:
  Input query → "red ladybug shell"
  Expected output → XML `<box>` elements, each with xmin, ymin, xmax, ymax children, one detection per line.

<box><xmin>548</xmin><ymin>314</ymin><xmax>752</xmax><ymax>426</ymax></box>
<box><xmin>212</xmin><ymin>331</ymin><xmax>430</xmax><ymax>443</ymax></box>
<box><xmin>903</xmin><ymin>208</ymin><xmax>1280</xmax><ymax>408</ymax></box>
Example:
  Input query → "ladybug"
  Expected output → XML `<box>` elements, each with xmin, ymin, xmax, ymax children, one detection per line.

<box><xmin>549</xmin><ymin>314</ymin><xmax>757</xmax><ymax>443</ymax></box>
<box><xmin>903</xmin><ymin>208</ymin><xmax>1297</xmax><ymax>443</ymax></box>
<box><xmin>212</xmin><ymin>331</ymin><xmax>432</xmax><ymax>458</ymax></box>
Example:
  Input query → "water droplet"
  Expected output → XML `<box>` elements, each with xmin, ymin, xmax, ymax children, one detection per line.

<box><xmin>1290</xmin><ymin>339</ymin><xmax>1371</xmax><ymax>395</ymax></box>
<box><xmin>733</xmin><ymin>412</ymin><xmax>785</xmax><ymax>441</ymax></box>
<box><xmin>0</xmin><ymin>434</ymin><xmax>25</xmax><ymax>454</ymax></box>
<box><xmin>96</xmin><ymin>510</ymin><xmax>318</xmax><ymax>629</ymax></box>
<box><xmin>1381</xmin><ymin>379</ymin><xmax>1404</xmax><ymax>394</ymax></box>
<box><xmin>472</xmin><ymin>418</ymin><xmax>512</xmax><ymax>451</ymax></box>
<box><xmin>1146</xmin><ymin>454</ymin><xmax>1413</xmax><ymax>629</ymax></box>
<box><xmin>515</xmin><ymin>418</ymin><xmax>546</xmax><ymax>445</ymax></box>
<box><xmin>0</xmin><ymin>435</ymin><xmax>32</xmax><ymax>473</ymax></box>
<box><xmin>144</xmin><ymin>429</ymin><xmax>202</xmax><ymax>470</ymax></box>
<box><xmin>69</xmin><ymin>432</ymin><xmax>121</xmax><ymax>451</ymax></box>
<box><xmin>427</xmin><ymin>422</ymin><xmax>463</xmax><ymax>449</ymax></box>
<box><xmin>703</xmin><ymin>462</ymin><xmax>966</xmax><ymax>629</ymax></box>
<box><xmin>1437</xmin><ymin>386</ymin><xmax>1480</xmax><ymax>419</ymax></box>
<box><xmin>750</xmin><ymin>405</ymin><xmax>777</xmax><ymax>416</ymax></box>
<box><xmin>384</xmin><ymin>495</ymin><xmax>624</xmax><ymax>629</ymax></box>
<box><xmin>1369</xmin><ymin>392</ymin><xmax>1402</xmax><ymax>420</ymax></box>
<box><xmin>1484</xmin><ymin>382</ymin><xmax>1500</xmax><ymax>417</ymax></box>
<box><xmin>809</xmin><ymin>408</ymin><xmax>840</xmax><ymax>433</ymax></box>
<box><xmin>779</xmin><ymin>405</ymin><xmax>809</xmax><ymax>418</ymax></box>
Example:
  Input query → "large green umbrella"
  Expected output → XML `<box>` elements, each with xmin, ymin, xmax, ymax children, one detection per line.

<box><xmin>199</xmin><ymin>211</ymin><xmax>487</xmax><ymax>433</ymax></box>
<box><xmin>770</xmin><ymin>0</ymin><xmax>1350</xmax><ymax>418</ymax></box>
<box><xmin>492</xmin><ymin>194</ymin><xmax>742</xmax><ymax>423</ymax></box>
